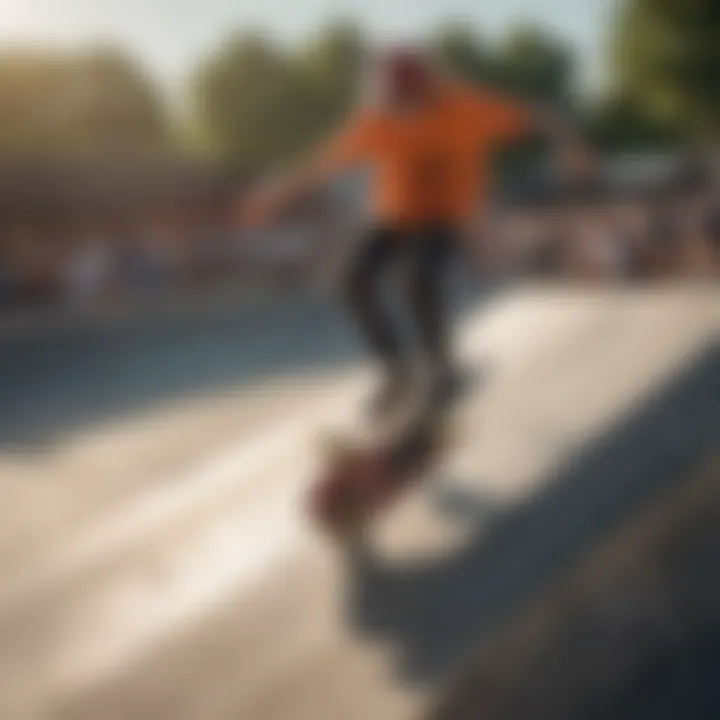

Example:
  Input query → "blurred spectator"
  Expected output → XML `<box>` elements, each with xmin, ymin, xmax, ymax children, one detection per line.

<box><xmin>121</xmin><ymin>219</ymin><xmax>176</xmax><ymax>293</ymax></box>
<box><xmin>0</xmin><ymin>243</ymin><xmax>18</xmax><ymax>307</ymax></box>
<box><xmin>10</xmin><ymin>227</ymin><xmax>61</xmax><ymax>306</ymax></box>
<box><xmin>0</xmin><ymin>153</ymin><xmax>717</xmax><ymax>318</ymax></box>
<box><xmin>62</xmin><ymin>233</ymin><xmax>114</xmax><ymax>305</ymax></box>
<box><xmin>706</xmin><ymin>200</ymin><xmax>720</xmax><ymax>257</ymax></box>
<box><xmin>567</xmin><ymin>210</ymin><xmax>624</xmax><ymax>281</ymax></box>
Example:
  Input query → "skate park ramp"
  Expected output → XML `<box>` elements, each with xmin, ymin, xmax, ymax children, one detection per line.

<box><xmin>0</xmin><ymin>285</ymin><xmax>717</xmax><ymax>720</ymax></box>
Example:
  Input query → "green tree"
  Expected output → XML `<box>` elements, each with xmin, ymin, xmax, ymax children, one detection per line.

<box><xmin>0</xmin><ymin>45</ymin><xmax>169</xmax><ymax>156</ymax></box>
<box><xmin>65</xmin><ymin>46</ymin><xmax>169</xmax><ymax>152</ymax></box>
<box><xmin>611</xmin><ymin>0</ymin><xmax>720</xmax><ymax>139</ymax></box>
<box><xmin>496</xmin><ymin>24</ymin><xmax>574</xmax><ymax>106</ymax></box>
<box><xmin>431</xmin><ymin>24</ymin><xmax>497</xmax><ymax>85</ymax></box>
<box><xmin>0</xmin><ymin>49</ymin><xmax>68</xmax><ymax>153</ymax></box>
<box><xmin>300</xmin><ymin>20</ymin><xmax>365</xmax><ymax>135</ymax></box>
<box><xmin>587</xmin><ymin>93</ymin><xmax>681</xmax><ymax>151</ymax></box>
<box><xmin>191</xmin><ymin>31</ymin><xmax>313</xmax><ymax>167</ymax></box>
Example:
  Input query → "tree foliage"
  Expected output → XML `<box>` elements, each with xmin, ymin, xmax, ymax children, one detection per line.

<box><xmin>300</xmin><ymin>20</ymin><xmax>365</xmax><ymax>133</ymax></box>
<box><xmin>190</xmin><ymin>23</ymin><xmax>367</xmax><ymax>168</ymax></box>
<box><xmin>611</xmin><ymin>0</ymin><xmax>720</xmax><ymax>138</ymax></box>
<box><xmin>431</xmin><ymin>24</ymin><xmax>498</xmax><ymax>85</ymax></box>
<box><xmin>189</xmin><ymin>20</ymin><xmax>579</xmax><ymax>168</ymax></box>
<box><xmin>586</xmin><ymin>93</ymin><xmax>682</xmax><ymax>151</ymax></box>
<box><xmin>496</xmin><ymin>25</ymin><xmax>574</xmax><ymax>106</ymax></box>
<box><xmin>191</xmin><ymin>32</ymin><xmax>311</xmax><ymax>166</ymax></box>
<box><xmin>1</xmin><ymin>6</ymin><xmax>713</xmax><ymax>165</ymax></box>
<box><xmin>0</xmin><ymin>45</ymin><xmax>169</xmax><ymax>156</ymax></box>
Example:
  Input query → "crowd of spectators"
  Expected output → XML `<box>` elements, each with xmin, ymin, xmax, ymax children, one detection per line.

<box><xmin>482</xmin><ymin>183</ymin><xmax>720</xmax><ymax>281</ymax></box>
<box><xmin>0</xmin><ymin>180</ymin><xmax>339</xmax><ymax>312</ymax></box>
<box><xmin>0</xmin><ymin>157</ymin><xmax>717</xmax><ymax>315</ymax></box>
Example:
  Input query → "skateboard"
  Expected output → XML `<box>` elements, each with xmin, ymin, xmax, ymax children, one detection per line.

<box><xmin>307</xmin><ymin>393</ymin><xmax>458</xmax><ymax>540</ymax></box>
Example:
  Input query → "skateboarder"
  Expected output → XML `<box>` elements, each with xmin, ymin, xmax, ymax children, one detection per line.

<box><xmin>239</xmin><ymin>45</ymin><xmax>593</xmax><ymax>416</ymax></box>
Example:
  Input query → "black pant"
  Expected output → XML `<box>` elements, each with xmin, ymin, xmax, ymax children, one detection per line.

<box><xmin>343</xmin><ymin>223</ymin><xmax>458</xmax><ymax>373</ymax></box>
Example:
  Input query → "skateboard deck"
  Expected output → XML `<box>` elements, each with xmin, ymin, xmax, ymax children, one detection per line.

<box><xmin>308</xmin><ymin>389</ymin><xmax>460</xmax><ymax>539</ymax></box>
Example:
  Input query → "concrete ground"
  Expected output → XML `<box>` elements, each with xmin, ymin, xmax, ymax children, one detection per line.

<box><xmin>0</xmin><ymin>284</ymin><xmax>717</xmax><ymax>720</ymax></box>
<box><xmin>432</xmin><ymin>447</ymin><xmax>720</xmax><ymax>720</ymax></box>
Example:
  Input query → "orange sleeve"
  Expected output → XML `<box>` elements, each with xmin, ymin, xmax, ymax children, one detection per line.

<box><xmin>318</xmin><ymin>112</ymin><xmax>382</xmax><ymax>172</ymax></box>
<box><xmin>468</xmin><ymin>89</ymin><xmax>532</xmax><ymax>144</ymax></box>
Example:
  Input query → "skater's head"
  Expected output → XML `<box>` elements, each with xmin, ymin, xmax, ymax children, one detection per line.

<box><xmin>364</xmin><ymin>44</ymin><xmax>443</xmax><ymax>111</ymax></box>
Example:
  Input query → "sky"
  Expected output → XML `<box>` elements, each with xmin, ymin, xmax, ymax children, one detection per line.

<box><xmin>0</xmin><ymin>0</ymin><xmax>613</xmax><ymax>90</ymax></box>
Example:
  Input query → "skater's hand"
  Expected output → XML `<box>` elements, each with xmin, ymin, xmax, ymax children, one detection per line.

<box><xmin>235</xmin><ymin>150</ymin><xmax>334</xmax><ymax>230</ymax></box>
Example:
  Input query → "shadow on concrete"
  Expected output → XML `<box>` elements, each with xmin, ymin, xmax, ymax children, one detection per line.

<box><xmin>344</xmin><ymin>342</ymin><xmax>720</xmax><ymax>686</ymax></box>
<box><xmin>0</xmin><ymin>294</ymin><xmax>359</xmax><ymax>449</ymax></box>
<box><xmin>0</xmin><ymin>282</ymin><xmax>494</xmax><ymax>449</ymax></box>
<box><xmin>429</xmin><ymin>480</ymin><xmax>499</xmax><ymax>526</ymax></box>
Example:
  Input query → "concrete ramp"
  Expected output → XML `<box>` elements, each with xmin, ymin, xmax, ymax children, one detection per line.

<box><xmin>0</xmin><ymin>286</ymin><xmax>717</xmax><ymax>720</ymax></box>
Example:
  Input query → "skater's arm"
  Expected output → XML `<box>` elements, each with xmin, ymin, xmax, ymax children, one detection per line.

<box><xmin>468</xmin><ymin>87</ymin><xmax>596</xmax><ymax>185</ymax></box>
<box><xmin>236</xmin><ymin>112</ymin><xmax>381</xmax><ymax>228</ymax></box>
<box><xmin>235</xmin><ymin>150</ymin><xmax>334</xmax><ymax>229</ymax></box>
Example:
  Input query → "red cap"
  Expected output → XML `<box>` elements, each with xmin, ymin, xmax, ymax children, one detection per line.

<box><xmin>376</xmin><ymin>46</ymin><xmax>436</xmax><ymax>104</ymax></box>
